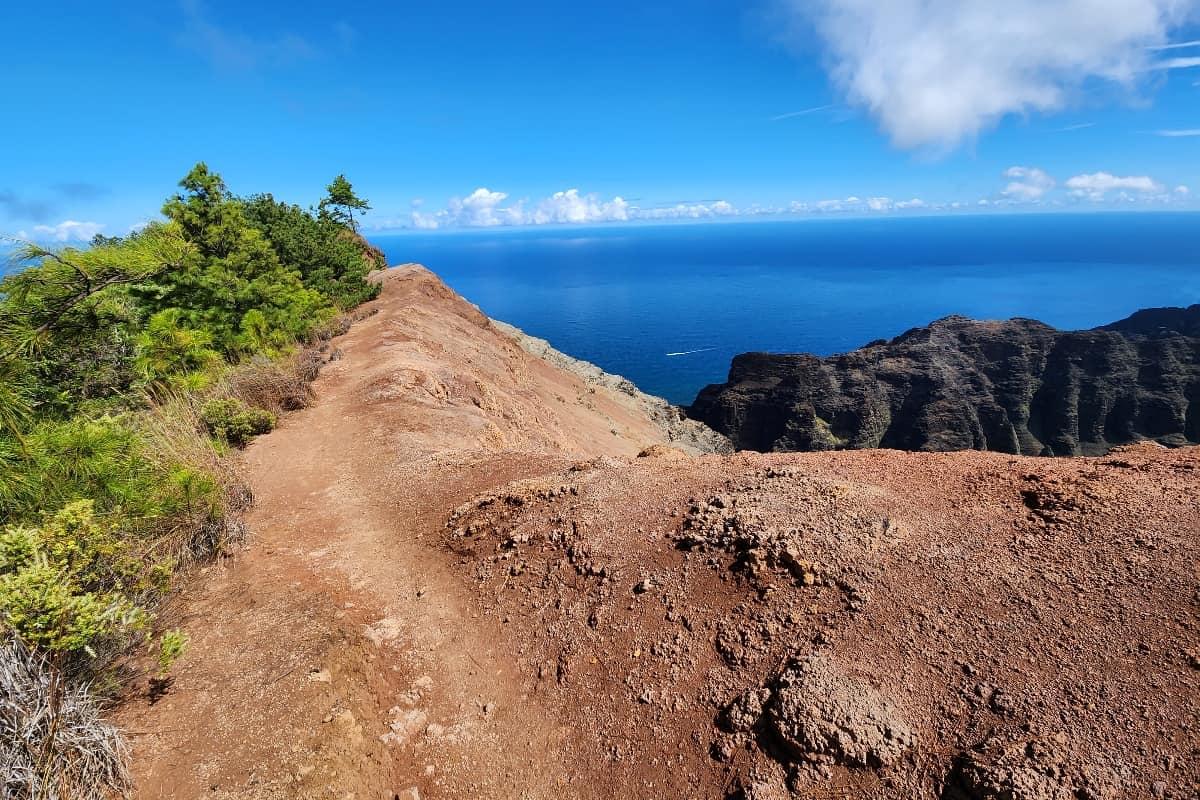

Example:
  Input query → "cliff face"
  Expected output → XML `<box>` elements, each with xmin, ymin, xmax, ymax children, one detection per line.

<box><xmin>689</xmin><ymin>306</ymin><xmax>1200</xmax><ymax>455</ymax></box>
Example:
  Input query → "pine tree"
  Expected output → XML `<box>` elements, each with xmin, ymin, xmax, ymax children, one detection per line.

<box><xmin>318</xmin><ymin>174</ymin><xmax>370</xmax><ymax>232</ymax></box>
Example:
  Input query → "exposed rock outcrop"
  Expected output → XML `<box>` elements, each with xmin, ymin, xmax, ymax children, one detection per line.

<box><xmin>688</xmin><ymin>306</ymin><xmax>1200</xmax><ymax>455</ymax></box>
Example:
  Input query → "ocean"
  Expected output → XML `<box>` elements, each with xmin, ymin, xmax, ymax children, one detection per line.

<box><xmin>372</xmin><ymin>213</ymin><xmax>1200</xmax><ymax>405</ymax></box>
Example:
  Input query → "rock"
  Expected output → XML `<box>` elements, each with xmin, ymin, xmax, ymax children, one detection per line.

<box><xmin>688</xmin><ymin>308</ymin><xmax>1200</xmax><ymax>455</ymax></box>
<box><xmin>764</xmin><ymin>655</ymin><xmax>914</xmax><ymax>768</ymax></box>
<box><xmin>637</xmin><ymin>444</ymin><xmax>689</xmax><ymax>460</ymax></box>
<box><xmin>944</xmin><ymin>736</ymin><xmax>1115</xmax><ymax>800</ymax></box>
<box><xmin>720</xmin><ymin>687</ymin><xmax>770</xmax><ymax>733</ymax></box>
<box><xmin>394</xmin><ymin>789</ymin><xmax>420</xmax><ymax>800</ymax></box>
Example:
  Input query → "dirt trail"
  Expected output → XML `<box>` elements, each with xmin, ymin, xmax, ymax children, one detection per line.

<box><xmin>118</xmin><ymin>266</ymin><xmax>691</xmax><ymax>799</ymax></box>
<box><xmin>117</xmin><ymin>265</ymin><xmax>1200</xmax><ymax>800</ymax></box>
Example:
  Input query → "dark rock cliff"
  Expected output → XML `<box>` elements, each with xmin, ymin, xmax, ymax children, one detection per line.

<box><xmin>688</xmin><ymin>306</ymin><xmax>1200</xmax><ymax>456</ymax></box>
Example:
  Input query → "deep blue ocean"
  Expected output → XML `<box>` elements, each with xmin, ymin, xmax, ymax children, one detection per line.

<box><xmin>374</xmin><ymin>213</ymin><xmax>1199</xmax><ymax>405</ymax></box>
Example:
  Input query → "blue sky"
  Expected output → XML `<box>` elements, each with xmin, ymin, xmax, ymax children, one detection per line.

<box><xmin>2</xmin><ymin>0</ymin><xmax>1199</xmax><ymax>239</ymax></box>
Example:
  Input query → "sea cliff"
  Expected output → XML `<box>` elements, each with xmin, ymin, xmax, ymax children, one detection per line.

<box><xmin>689</xmin><ymin>306</ymin><xmax>1200</xmax><ymax>455</ymax></box>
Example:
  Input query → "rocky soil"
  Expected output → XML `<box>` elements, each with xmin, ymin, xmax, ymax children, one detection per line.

<box><xmin>118</xmin><ymin>267</ymin><xmax>1200</xmax><ymax>799</ymax></box>
<box><xmin>689</xmin><ymin>307</ymin><xmax>1200</xmax><ymax>456</ymax></box>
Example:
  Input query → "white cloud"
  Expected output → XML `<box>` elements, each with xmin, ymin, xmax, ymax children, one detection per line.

<box><xmin>16</xmin><ymin>220</ymin><xmax>105</xmax><ymax>242</ymax></box>
<box><xmin>808</xmin><ymin>195</ymin><xmax>928</xmax><ymax>213</ymax></box>
<box><xmin>1175</xmin><ymin>184</ymin><xmax>1191</xmax><ymax>195</ymax></box>
<box><xmin>529</xmin><ymin>189</ymin><xmax>630</xmax><ymax>225</ymax></box>
<box><xmin>1001</xmin><ymin>166</ymin><xmax>1057</xmax><ymax>200</ymax></box>
<box><xmin>1147</xmin><ymin>38</ymin><xmax>1200</xmax><ymax>49</ymax></box>
<box><xmin>409</xmin><ymin>188</ymin><xmax>700</xmax><ymax>229</ymax></box>
<box><xmin>386</xmin><ymin>186</ymin><xmax>945</xmax><ymax>230</ymax></box>
<box><xmin>630</xmin><ymin>200</ymin><xmax>740</xmax><ymax>221</ymax></box>
<box><xmin>785</xmin><ymin>0</ymin><xmax>1198</xmax><ymax>149</ymax></box>
<box><xmin>1160</xmin><ymin>55</ymin><xmax>1200</xmax><ymax>67</ymax></box>
<box><xmin>1065</xmin><ymin>171</ymin><xmax>1165</xmax><ymax>199</ymax></box>
<box><xmin>1155</xmin><ymin>128</ymin><xmax>1200</xmax><ymax>136</ymax></box>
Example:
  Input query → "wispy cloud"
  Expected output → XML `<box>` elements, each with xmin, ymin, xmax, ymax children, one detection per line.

<box><xmin>778</xmin><ymin>0</ymin><xmax>1197</xmax><ymax>150</ymax></box>
<box><xmin>1159</xmin><ymin>56</ymin><xmax>1200</xmax><ymax>69</ymax></box>
<box><xmin>15</xmin><ymin>220</ymin><xmax>105</xmax><ymax>243</ymax></box>
<box><xmin>179</xmin><ymin>0</ymin><xmax>318</xmax><ymax>72</ymax></box>
<box><xmin>770</xmin><ymin>105</ymin><xmax>834</xmax><ymax>121</ymax></box>
<box><xmin>0</xmin><ymin>190</ymin><xmax>53</xmax><ymax>222</ymax></box>
<box><xmin>1147</xmin><ymin>39</ymin><xmax>1200</xmax><ymax>50</ymax></box>
<box><xmin>1054</xmin><ymin>122</ymin><xmax>1096</xmax><ymax>132</ymax></box>
<box><xmin>52</xmin><ymin>182</ymin><xmax>108</xmax><ymax>200</ymax></box>
<box><xmin>333</xmin><ymin>20</ymin><xmax>356</xmax><ymax>48</ymax></box>
<box><xmin>1154</xmin><ymin>128</ymin><xmax>1200</xmax><ymax>136</ymax></box>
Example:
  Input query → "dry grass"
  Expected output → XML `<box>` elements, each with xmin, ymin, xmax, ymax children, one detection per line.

<box><xmin>136</xmin><ymin>393</ymin><xmax>249</xmax><ymax>566</ymax></box>
<box><xmin>226</xmin><ymin>349</ymin><xmax>320</xmax><ymax>415</ymax></box>
<box><xmin>0</xmin><ymin>637</ymin><xmax>130</xmax><ymax>800</ymax></box>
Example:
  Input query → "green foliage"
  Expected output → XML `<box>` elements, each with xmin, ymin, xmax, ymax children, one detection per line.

<box><xmin>156</xmin><ymin>628</ymin><xmax>188</xmax><ymax>676</ymax></box>
<box><xmin>0</xmin><ymin>501</ymin><xmax>154</xmax><ymax>655</ymax></box>
<box><xmin>0</xmin><ymin>162</ymin><xmax>379</xmax><ymax>672</ymax></box>
<box><xmin>200</xmin><ymin>398</ymin><xmax>275</xmax><ymax>446</ymax></box>
<box><xmin>242</xmin><ymin>193</ymin><xmax>381</xmax><ymax>309</ymax></box>
<box><xmin>0</xmin><ymin>224</ymin><xmax>192</xmax><ymax>417</ymax></box>
<box><xmin>7</xmin><ymin>417</ymin><xmax>157</xmax><ymax>519</ymax></box>
<box><xmin>134</xmin><ymin>309</ymin><xmax>222</xmax><ymax>395</ymax></box>
<box><xmin>143</xmin><ymin>163</ymin><xmax>334</xmax><ymax>356</ymax></box>
<box><xmin>318</xmin><ymin>174</ymin><xmax>371</xmax><ymax>232</ymax></box>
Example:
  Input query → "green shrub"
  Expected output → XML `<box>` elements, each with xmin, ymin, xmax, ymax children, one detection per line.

<box><xmin>156</xmin><ymin>628</ymin><xmax>189</xmax><ymax>676</ymax></box>
<box><xmin>134</xmin><ymin>309</ymin><xmax>222</xmax><ymax>395</ymax></box>
<box><xmin>0</xmin><ymin>501</ymin><xmax>155</xmax><ymax>657</ymax></box>
<box><xmin>200</xmin><ymin>398</ymin><xmax>275</xmax><ymax>446</ymax></box>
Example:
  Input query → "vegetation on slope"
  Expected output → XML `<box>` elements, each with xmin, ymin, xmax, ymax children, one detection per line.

<box><xmin>0</xmin><ymin>164</ymin><xmax>381</xmax><ymax>797</ymax></box>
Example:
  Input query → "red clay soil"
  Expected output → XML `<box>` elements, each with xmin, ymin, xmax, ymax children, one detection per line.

<box><xmin>117</xmin><ymin>266</ymin><xmax>1200</xmax><ymax>800</ymax></box>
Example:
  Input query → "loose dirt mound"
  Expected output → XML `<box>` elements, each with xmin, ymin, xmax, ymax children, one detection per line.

<box><xmin>118</xmin><ymin>266</ymin><xmax>1200</xmax><ymax>800</ymax></box>
<box><xmin>443</xmin><ymin>445</ymin><xmax>1200</xmax><ymax>798</ymax></box>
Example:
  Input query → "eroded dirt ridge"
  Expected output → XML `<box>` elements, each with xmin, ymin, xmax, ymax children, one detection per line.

<box><xmin>122</xmin><ymin>266</ymin><xmax>1199</xmax><ymax>799</ymax></box>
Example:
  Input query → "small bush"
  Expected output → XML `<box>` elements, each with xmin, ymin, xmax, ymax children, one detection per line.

<box><xmin>156</xmin><ymin>629</ymin><xmax>188</xmax><ymax>677</ymax></box>
<box><xmin>0</xmin><ymin>636</ymin><xmax>130</xmax><ymax>800</ymax></box>
<box><xmin>0</xmin><ymin>502</ymin><xmax>155</xmax><ymax>660</ymax></box>
<box><xmin>200</xmin><ymin>398</ymin><xmax>275</xmax><ymax>447</ymax></box>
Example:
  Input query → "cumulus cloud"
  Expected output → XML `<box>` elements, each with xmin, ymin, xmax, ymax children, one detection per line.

<box><xmin>804</xmin><ymin>195</ymin><xmax>931</xmax><ymax>214</ymax></box>
<box><xmin>16</xmin><ymin>220</ymin><xmax>105</xmax><ymax>242</ymax></box>
<box><xmin>1174</xmin><ymin>184</ymin><xmax>1191</xmax><ymax>195</ymax></box>
<box><xmin>1002</xmin><ymin>166</ymin><xmax>1057</xmax><ymax>200</ymax></box>
<box><xmin>529</xmin><ymin>189</ymin><xmax>630</xmax><ymax>225</ymax></box>
<box><xmin>635</xmin><ymin>200</ymin><xmax>738</xmax><ymax>221</ymax></box>
<box><xmin>1065</xmin><ymin>172</ymin><xmax>1165</xmax><ymax>199</ymax></box>
<box><xmin>784</xmin><ymin>0</ymin><xmax>1198</xmax><ymax>149</ymax></box>
<box><xmin>409</xmin><ymin>189</ymin><xmax>730</xmax><ymax>229</ymax></box>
